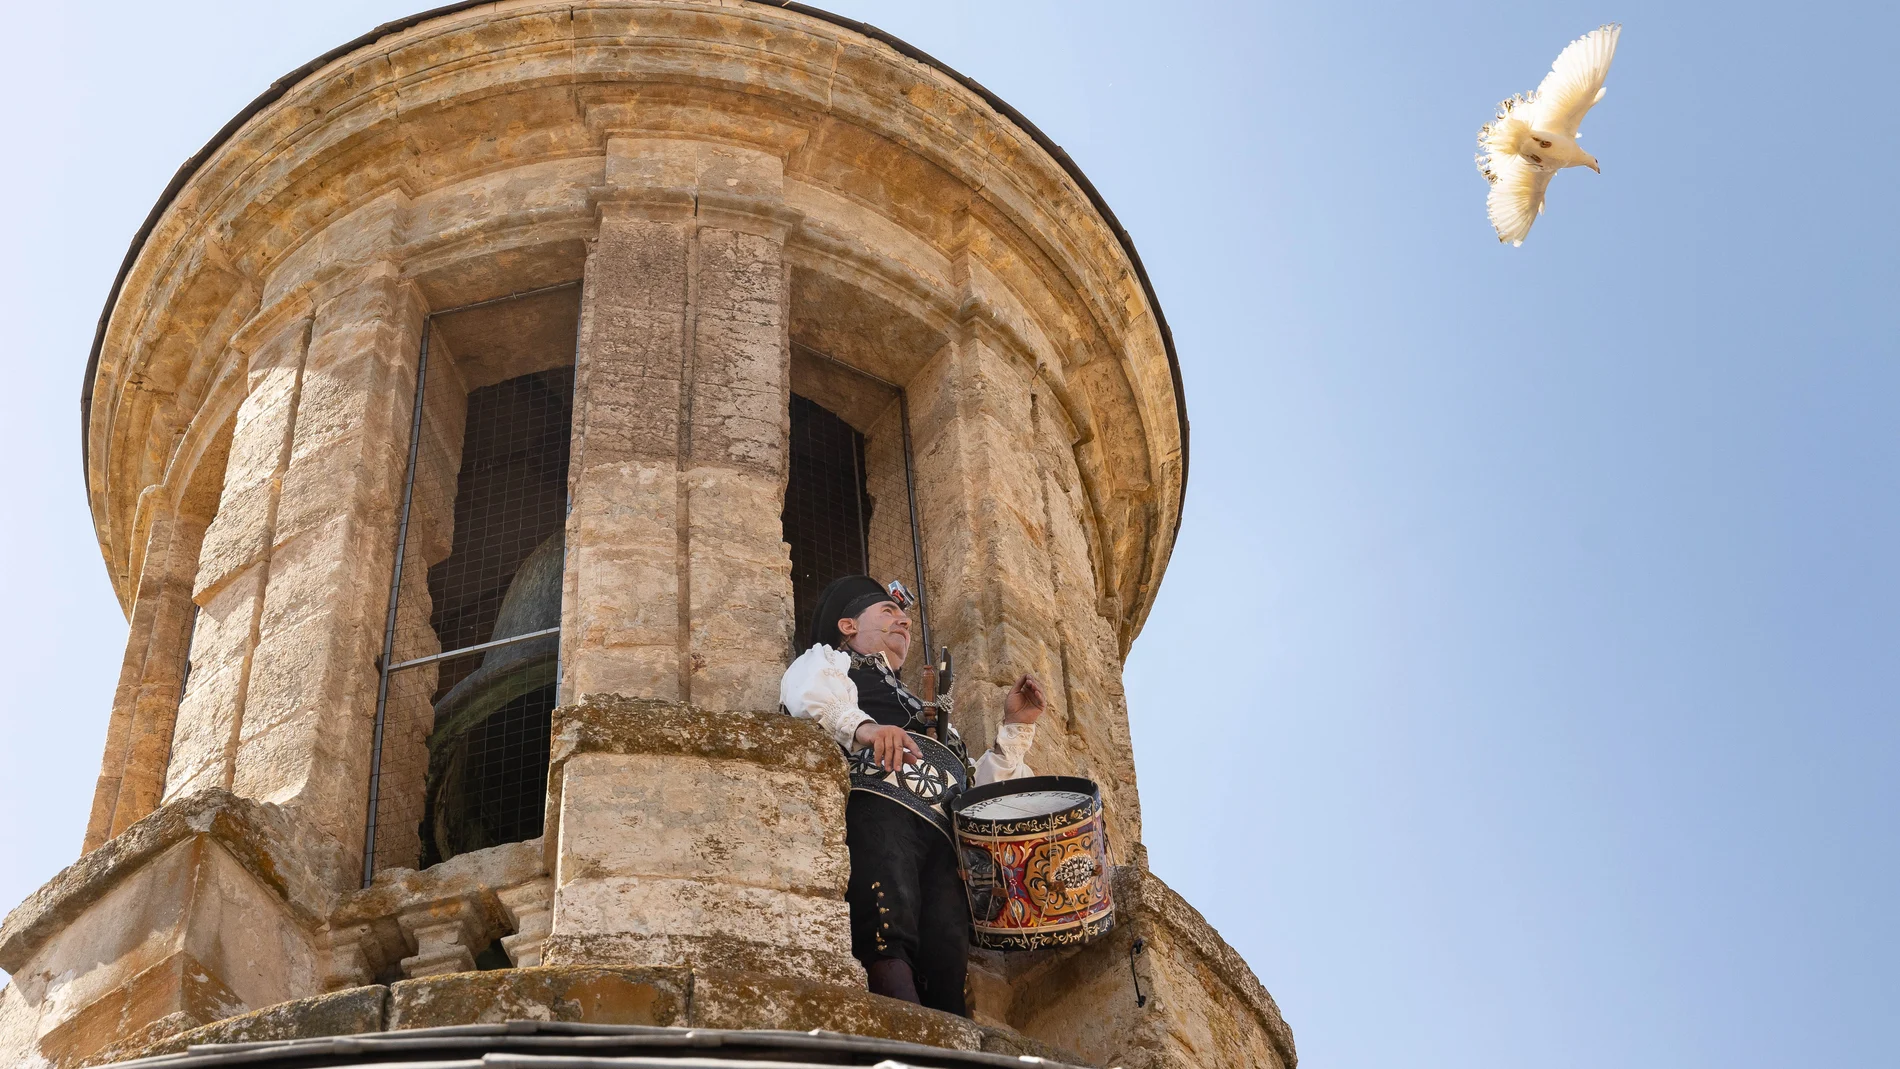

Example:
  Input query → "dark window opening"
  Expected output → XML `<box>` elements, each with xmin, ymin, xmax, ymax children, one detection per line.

<box><xmin>366</xmin><ymin>284</ymin><xmax>582</xmax><ymax>882</ymax></box>
<box><xmin>418</xmin><ymin>366</ymin><xmax>572</xmax><ymax>868</ymax></box>
<box><xmin>429</xmin><ymin>683</ymin><xmax>557</xmax><ymax>863</ymax></box>
<box><xmin>783</xmin><ymin>394</ymin><xmax>871</xmax><ymax>649</ymax></box>
<box><xmin>427</xmin><ymin>366</ymin><xmax>574</xmax><ymax>699</ymax></box>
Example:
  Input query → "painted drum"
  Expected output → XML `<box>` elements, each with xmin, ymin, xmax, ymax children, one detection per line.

<box><xmin>952</xmin><ymin>775</ymin><xmax>1114</xmax><ymax>951</ymax></box>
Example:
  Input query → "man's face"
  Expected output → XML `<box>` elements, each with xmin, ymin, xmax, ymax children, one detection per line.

<box><xmin>839</xmin><ymin>600</ymin><xmax>912</xmax><ymax>668</ymax></box>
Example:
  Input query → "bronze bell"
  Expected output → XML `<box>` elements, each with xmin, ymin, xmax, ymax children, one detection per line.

<box><xmin>423</xmin><ymin>529</ymin><xmax>563</xmax><ymax>863</ymax></box>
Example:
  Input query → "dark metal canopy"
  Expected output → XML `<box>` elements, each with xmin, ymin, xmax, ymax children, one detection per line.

<box><xmin>112</xmin><ymin>1021</ymin><xmax>1091</xmax><ymax>1068</ymax></box>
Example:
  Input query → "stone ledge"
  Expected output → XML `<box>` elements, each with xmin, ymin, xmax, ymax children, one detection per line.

<box><xmin>550</xmin><ymin>696</ymin><xmax>848</xmax><ymax>782</ymax></box>
<box><xmin>336</xmin><ymin>838</ymin><xmax>545</xmax><ymax>928</ymax></box>
<box><xmin>104</xmin><ymin>966</ymin><xmax>1089</xmax><ymax>1066</ymax></box>
<box><xmin>0</xmin><ymin>790</ymin><xmax>350</xmax><ymax>973</ymax></box>
<box><xmin>388</xmin><ymin>965</ymin><xmax>689</xmax><ymax>1029</ymax></box>
<box><xmin>545</xmin><ymin>927</ymin><xmax>862</xmax><ymax>980</ymax></box>
<box><xmin>690</xmin><ymin>968</ymin><xmax>1005</xmax><ymax>1056</ymax></box>
<box><xmin>94</xmin><ymin>985</ymin><xmax>388</xmax><ymax>1063</ymax></box>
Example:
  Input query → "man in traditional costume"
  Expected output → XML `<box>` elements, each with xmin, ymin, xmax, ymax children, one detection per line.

<box><xmin>781</xmin><ymin>575</ymin><xmax>1046</xmax><ymax>1015</ymax></box>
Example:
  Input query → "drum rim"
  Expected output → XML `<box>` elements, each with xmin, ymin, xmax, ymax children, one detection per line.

<box><xmin>951</xmin><ymin>774</ymin><xmax>1100</xmax><ymax>815</ymax></box>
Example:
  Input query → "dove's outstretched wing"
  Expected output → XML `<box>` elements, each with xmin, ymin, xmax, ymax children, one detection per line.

<box><xmin>1531</xmin><ymin>24</ymin><xmax>1620</xmax><ymax>138</ymax></box>
<box><xmin>1485</xmin><ymin>155</ymin><xmax>1553</xmax><ymax>246</ymax></box>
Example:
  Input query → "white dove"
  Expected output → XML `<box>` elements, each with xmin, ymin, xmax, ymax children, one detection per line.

<box><xmin>1476</xmin><ymin>24</ymin><xmax>1621</xmax><ymax>245</ymax></box>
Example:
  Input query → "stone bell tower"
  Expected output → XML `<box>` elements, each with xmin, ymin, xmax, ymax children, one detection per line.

<box><xmin>0</xmin><ymin>3</ymin><xmax>1295</xmax><ymax>1067</ymax></box>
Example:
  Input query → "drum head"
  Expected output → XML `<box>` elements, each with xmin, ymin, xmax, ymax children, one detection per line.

<box><xmin>953</xmin><ymin>775</ymin><xmax>1099</xmax><ymax>819</ymax></box>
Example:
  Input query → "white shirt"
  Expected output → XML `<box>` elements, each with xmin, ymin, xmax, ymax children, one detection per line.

<box><xmin>779</xmin><ymin>644</ymin><xmax>1036</xmax><ymax>786</ymax></box>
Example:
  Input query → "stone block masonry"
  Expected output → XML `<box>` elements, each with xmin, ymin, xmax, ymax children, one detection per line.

<box><xmin>563</xmin><ymin>137</ymin><xmax>797</xmax><ymax>714</ymax></box>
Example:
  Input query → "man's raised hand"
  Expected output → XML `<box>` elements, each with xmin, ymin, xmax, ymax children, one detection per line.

<box><xmin>854</xmin><ymin>722</ymin><xmax>921</xmax><ymax>771</ymax></box>
<box><xmin>1003</xmin><ymin>674</ymin><xmax>1047</xmax><ymax>725</ymax></box>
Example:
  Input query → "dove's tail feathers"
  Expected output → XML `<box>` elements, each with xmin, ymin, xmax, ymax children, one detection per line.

<box><xmin>1476</xmin><ymin>105</ymin><xmax>1533</xmax><ymax>181</ymax></box>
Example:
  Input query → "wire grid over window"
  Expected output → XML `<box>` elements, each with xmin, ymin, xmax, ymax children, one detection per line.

<box><xmin>782</xmin><ymin>374</ymin><xmax>933</xmax><ymax>688</ymax></box>
<box><xmin>365</xmin><ymin>284</ymin><xmax>578</xmax><ymax>884</ymax></box>
<box><xmin>785</xmin><ymin>394</ymin><xmax>870</xmax><ymax>627</ymax></box>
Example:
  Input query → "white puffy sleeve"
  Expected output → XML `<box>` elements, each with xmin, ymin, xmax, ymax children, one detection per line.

<box><xmin>973</xmin><ymin>722</ymin><xmax>1037</xmax><ymax>785</ymax></box>
<box><xmin>780</xmin><ymin>644</ymin><xmax>871</xmax><ymax>750</ymax></box>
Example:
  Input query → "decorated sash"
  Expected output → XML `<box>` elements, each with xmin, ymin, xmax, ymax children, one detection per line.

<box><xmin>848</xmin><ymin>732</ymin><xmax>970</xmax><ymax>841</ymax></box>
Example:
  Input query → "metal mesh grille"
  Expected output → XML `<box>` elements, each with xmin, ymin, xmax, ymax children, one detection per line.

<box><xmin>366</xmin><ymin>287</ymin><xmax>577</xmax><ymax>881</ymax></box>
<box><xmin>439</xmin><ymin>682</ymin><xmax>557</xmax><ymax>853</ymax></box>
<box><xmin>426</xmin><ymin>368</ymin><xmax>573</xmax><ymax>700</ymax></box>
<box><xmin>783</xmin><ymin>386</ymin><xmax>932</xmax><ymax>686</ymax></box>
<box><xmin>785</xmin><ymin>394</ymin><xmax>870</xmax><ymax>644</ymax></box>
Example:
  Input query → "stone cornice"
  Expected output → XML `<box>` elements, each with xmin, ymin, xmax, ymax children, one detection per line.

<box><xmin>548</xmin><ymin>695</ymin><xmax>848</xmax><ymax>781</ymax></box>
<box><xmin>695</xmin><ymin>190</ymin><xmax>804</xmax><ymax>242</ymax></box>
<box><xmin>0</xmin><ymin>789</ymin><xmax>352</xmax><ymax>973</ymax></box>
<box><xmin>590</xmin><ymin>185</ymin><xmax>699</xmax><ymax>223</ymax></box>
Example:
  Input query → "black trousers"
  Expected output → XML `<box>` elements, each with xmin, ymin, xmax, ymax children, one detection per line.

<box><xmin>844</xmin><ymin>791</ymin><xmax>971</xmax><ymax>1016</ymax></box>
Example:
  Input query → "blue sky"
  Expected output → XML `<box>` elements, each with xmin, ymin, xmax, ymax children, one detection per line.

<box><xmin>1</xmin><ymin>3</ymin><xmax>1893</xmax><ymax>1067</ymax></box>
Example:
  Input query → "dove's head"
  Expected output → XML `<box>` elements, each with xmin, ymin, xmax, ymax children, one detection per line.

<box><xmin>1583</xmin><ymin>153</ymin><xmax>1601</xmax><ymax>174</ymax></box>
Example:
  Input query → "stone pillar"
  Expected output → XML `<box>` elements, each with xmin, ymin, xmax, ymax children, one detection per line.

<box><xmin>1028</xmin><ymin>388</ymin><xmax>1146</xmax><ymax>852</ymax></box>
<box><xmin>542</xmin><ymin>698</ymin><xmax>856</xmax><ymax>985</ymax></box>
<box><xmin>229</xmin><ymin>262</ymin><xmax>424</xmax><ymax>852</ymax></box>
<box><xmin>908</xmin><ymin>286</ymin><xmax>1152</xmax><ymax>856</ymax></box>
<box><xmin>165</xmin><ymin>309</ymin><xmax>312</xmax><ymax>806</ymax></box>
<box><xmin>562</xmin><ymin>173</ymin><xmax>692</xmax><ymax>702</ymax></box>
<box><xmin>547</xmin><ymin>137</ymin><xmax>833</xmax><ymax>985</ymax></box>
<box><xmin>908</xmin><ymin>315</ymin><xmax>1067</xmax><ymax>762</ymax></box>
<box><xmin>563</xmin><ymin>136</ymin><xmax>795</xmax><ymax>709</ymax></box>
<box><xmin>86</xmin><ymin>507</ymin><xmax>205</xmax><ymax>850</ymax></box>
<box><xmin>682</xmin><ymin>156</ymin><xmax>797</xmax><ymax>713</ymax></box>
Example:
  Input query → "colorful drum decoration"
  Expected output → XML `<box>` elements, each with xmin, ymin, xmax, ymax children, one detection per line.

<box><xmin>952</xmin><ymin>775</ymin><xmax>1114</xmax><ymax>951</ymax></box>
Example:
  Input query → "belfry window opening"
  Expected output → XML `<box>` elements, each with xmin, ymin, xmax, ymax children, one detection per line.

<box><xmin>785</xmin><ymin>393</ymin><xmax>872</xmax><ymax>644</ymax></box>
<box><xmin>365</xmin><ymin>282</ymin><xmax>581</xmax><ymax>883</ymax></box>
<box><xmin>782</xmin><ymin>345</ymin><xmax>933</xmax><ymax>673</ymax></box>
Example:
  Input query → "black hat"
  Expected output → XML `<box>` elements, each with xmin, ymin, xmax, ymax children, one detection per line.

<box><xmin>809</xmin><ymin>574</ymin><xmax>895</xmax><ymax>650</ymax></box>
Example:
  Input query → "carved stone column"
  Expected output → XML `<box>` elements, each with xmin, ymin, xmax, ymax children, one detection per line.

<box><xmin>563</xmin><ymin>163</ymin><xmax>694</xmax><ymax>703</ymax></box>
<box><xmin>160</xmin><ymin>196</ymin><xmax>425</xmax><ymax>860</ymax></box>
<box><xmin>907</xmin><ymin>312</ymin><xmax>1067</xmax><ymax>762</ymax></box>
<box><xmin>229</xmin><ymin>257</ymin><xmax>425</xmax><ymax>853</ymax></box>
<box><xmin>562</xmin><ymin>136</ymin><xmax>796</xmax><ymax>709</ymax></box>
<box><xmin>164</xmin><ymin>307</ymin><xmax>312</xmax><ymax>806</ymax></box>
<box><xmin>548</xmin><ymin>135</ymin><xmax>842</xmax><ymax>986</ymax></box>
